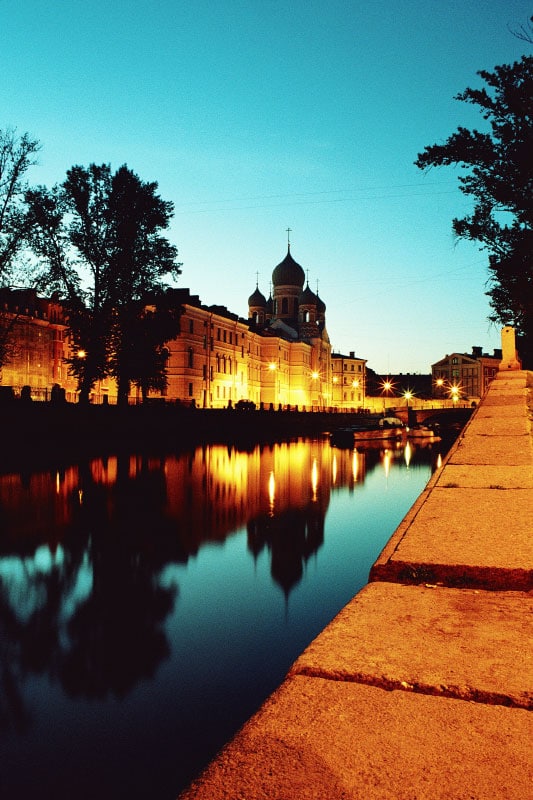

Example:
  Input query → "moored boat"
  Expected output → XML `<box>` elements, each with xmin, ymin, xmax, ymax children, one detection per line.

<box><xmin>330</xmin><ymin>422</ymin><xmax>404</xmax><ymax>448</ymax></box>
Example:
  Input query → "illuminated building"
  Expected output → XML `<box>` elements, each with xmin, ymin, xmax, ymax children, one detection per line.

<box><xmin>331</xmin><ymin>351</ymin><xmax>367</xmax><ymax>408</ymax></box>
<box><xmin>431</xmin><ymin>346</ymin><xmax>502</xmax><ymax>400</ymax></box>
<box><xmin>0</xmin><ymin>247</ymin><xmax>368</xmax><ymax>409</ymax></box>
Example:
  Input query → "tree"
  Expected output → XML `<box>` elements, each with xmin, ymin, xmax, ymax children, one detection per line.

<box><xmin>27</xmin><ymin>163</ymin><xmax>182</xmax><ymax>403</ymax></box>
<box><xmin>0</xmin><ymin>128</ymin><xmax>40</xmax><ymax>281</ymax></box>
<box><xmin>415</xmin><ymin>55</ymin><xmax>533</xmax><ymax>366</ymax></box>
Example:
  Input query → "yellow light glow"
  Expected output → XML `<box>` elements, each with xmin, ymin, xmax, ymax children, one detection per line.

<box><xmin>268</xmin><ymin>470</ymin><xmax>275</xmax><ymax>512</ymax></box>
<box><xmin>77</xmin><ymin>349</ymin><xmax>86</xmax><ymax>359</ymax></box>
<box><xmin>268</xmin><ymin>362</ymin><xmax>277</xmax><ymax>371</ymax></box>
<box><xmin>332</xmin><ymin>454</ymin><xmax>337</xmax><ymax>484</ymax></box>
<box><xmin>311</xmin><ymin>458</ymin><xmax>318</xmax><ymax>500</ymax></box>
<box><xmin>382</xmin><ymin>449</ymin><xmax>391</xmax><ymax>478</ymax></box>
<box><xmin>352</xmin><ymin>379</ymin><xmax>359</xmax><ymax>388</ymax></box>
<box><xmin>311</xmin><ymin>371</ymin><xmax>319</xmax><ymax>380</ymax></box>
<box><xmin>403</xmin><ymin>390</ymin><xmax>413</xmax><ymax>402</ymax></box>
<box><xmin>352</xmin><ymin>450</ymin><xmax>359</xmax><ymax>482</ymax></box>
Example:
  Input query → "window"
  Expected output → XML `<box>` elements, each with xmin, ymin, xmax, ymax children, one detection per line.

<box><xmin>188</xmin><ymin>383</ymin><xmax>193</xmax><ymax>397</ymax></box>
<box><xmin>189</xmin><ymin>319</ymin><xmax>194</xmax><ymax>334</ymax></box>
<box><xmin>282</xmin><ymin>298</ymin><xmax>288</xmax><ymax>314</ymax></box>
<box><xmin>188</xmin><ymin>348</ymin><xmax>194</xmax><ymax>368</ymax></box>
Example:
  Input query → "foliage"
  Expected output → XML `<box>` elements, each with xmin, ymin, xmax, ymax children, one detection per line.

<box><xmin>27</xmin><ymin>163</ymin><xmax>182</xmax><ymax>402</ymax></box>
<box><xmin>415</xmin><ymin>55</ymin><xmax>533</xmax><ymax>366</ymax></box>
<box><xmin>0</xmin><ymin>128</ymin><xmax>40</xmax><ymax>281</ymax></box>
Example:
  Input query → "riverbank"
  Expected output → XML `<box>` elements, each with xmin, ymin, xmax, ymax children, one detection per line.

<box><xmin>178</xmin><ymin>370</ymin><xmax>533</xmax><ymax>800</ymax></box>
<box><xmin>0</xmin><ymin>401</ymin><xmax>467</xmax><ymax>472</ymax></box>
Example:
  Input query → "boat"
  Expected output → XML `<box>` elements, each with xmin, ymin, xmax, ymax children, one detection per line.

<box><xmin>330</xmin><ymin>418</ymin><xmax>404</xmax><ymax>448</ymax></box>
<box><xmin>405</xmin><ymin>425</ymin><xmax>441</xmax><ymax>441</ymax></box>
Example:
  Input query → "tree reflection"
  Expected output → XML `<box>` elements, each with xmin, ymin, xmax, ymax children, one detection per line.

<box><xmin>0</xmin><ymin>453</ymin><xmax>180</xmax><ymax>729</ymax></box>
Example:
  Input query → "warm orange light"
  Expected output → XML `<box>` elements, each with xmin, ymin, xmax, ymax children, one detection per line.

<box><xmin>268</xmin><ymin>362</ymin><xmax>277</xmax><ymax>371</ymax></box>
<box><xmin>311</xmin><ymin>371</ymin><xmax>319</xmax><ymax>380</ymax></box>
<box><xmin>403</xmin><ymin>390</ymin><xmax>413</xmax><ymax>402</ymax></box>
<box><xmin>77</xmin><ymin>349</ymin><xmax>86</xmax><ymax>359</ymax></box>
<box><xmin>352</xmin><ymin>379</ymin><xmax>359</xmax><ymax>389</ymax></box>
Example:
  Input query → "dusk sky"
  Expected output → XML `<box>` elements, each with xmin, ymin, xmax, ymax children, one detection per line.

<box><xmin>2</xmin><ymin>0</ymin><xmax>531</xmax><ymax>374</ymax></box>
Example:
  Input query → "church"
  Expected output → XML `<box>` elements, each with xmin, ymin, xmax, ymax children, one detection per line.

<box><xmin>0</xmin><ymin>245</ymin><xmax>366</xmax><ymax>409</ymax></box>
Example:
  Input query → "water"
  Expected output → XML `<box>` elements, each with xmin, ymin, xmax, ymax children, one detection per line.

<box><xmin>0</xmin><ymin>437</ymin><xmax>444</xmax><ymax>799</ymax></box>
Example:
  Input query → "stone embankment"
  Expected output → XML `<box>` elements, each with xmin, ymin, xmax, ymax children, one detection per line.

<box><xmin>179</xmin><ymin>370</ymin><xmax>533</xmax><ymax>800</ymax></box>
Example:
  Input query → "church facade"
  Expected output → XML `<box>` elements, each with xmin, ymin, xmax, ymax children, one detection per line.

<box><xmin>0</xmin><ymin>247</ymin><xmax>366</xmax><ymax>409</ymax></box>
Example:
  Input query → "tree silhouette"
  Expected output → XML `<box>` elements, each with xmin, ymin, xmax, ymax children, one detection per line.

<box><xmin>26</xmin><ymin>163</ymin><xmax>182</xmax><ymax>403</ymax></box>
<box><xmin>415</xmin><ymin>56</ymin><xmax>533</xmax><ymax>366</ymax></box>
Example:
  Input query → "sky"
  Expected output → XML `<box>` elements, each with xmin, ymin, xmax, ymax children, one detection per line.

<box><xmin>1</xmin><ymin>0</ymin><xmax>531</xmax><ymax>374</ymax></box>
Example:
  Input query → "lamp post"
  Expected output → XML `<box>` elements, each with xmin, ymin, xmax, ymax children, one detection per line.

<box><xmin>403</xmin><ymin>389</ymin><xmax>413</xmax><ymax>427</ymax></box>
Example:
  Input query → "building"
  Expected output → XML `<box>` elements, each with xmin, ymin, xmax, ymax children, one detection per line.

<box><xmin>431</xmin><ymin>346</ymin><xmax>502</xmax><ymax>400</ymax></box>
<box><xmin>0</xmin><ymin>288</ymin><xmax>78</xmax><ymax>401</ymax></box>
<box><xmin>331</xmin><ymin>351</ymin><xmax>367</xmax><ymax>408</ymax></box>
<box><xmin>1</xmin><ymin>246</ymin><xmax>366</xmax><ymax>410</ymax></box>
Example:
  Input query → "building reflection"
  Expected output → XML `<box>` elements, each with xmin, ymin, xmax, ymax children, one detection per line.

<box><xmin>0</xmin><ymin>439</ymin><xmax>442</xmax><ymax>725</ymax></box>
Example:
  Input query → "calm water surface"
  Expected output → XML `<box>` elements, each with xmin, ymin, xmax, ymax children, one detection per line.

<box><xmin>0</xmin><ymin>437</ymin><xmax>445</xmax><ymax>799</ymax></box>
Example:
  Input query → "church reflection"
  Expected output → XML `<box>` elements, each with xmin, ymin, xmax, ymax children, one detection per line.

<box><xmin>0</xmin><ymin>439</ymin><xmax>440</xmax><ymax>727</ymax></box>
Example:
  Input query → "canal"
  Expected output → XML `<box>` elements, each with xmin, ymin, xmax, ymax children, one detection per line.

<box><xmin>0</xmin><ymin>436</ymin><xmax>445</xmax><ymax>799</ymax></box>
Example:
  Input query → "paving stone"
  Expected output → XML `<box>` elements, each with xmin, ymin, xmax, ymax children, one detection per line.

<box><xmin>179</xmin><ymin>676</ymin><xmax>533</xmax><ymax>800</ymax></box>
<box><xmin>448</xmin><ymin>434</ymin><xmax>533</xmax><ymax>466</ymax></box>
<box><xmin>370</xmin><ymin>487</ymin><xmax>533</xmax><ymax>589</ymax></box>
<box><xmin>290</xmin><ymin>582</ymin><xmax>533</xmax><ymax>709</ymax></box>
<box><xmin>435</xmin><ymin>463</ymin><xmax>533</xmax><ymax>489</ymax></box>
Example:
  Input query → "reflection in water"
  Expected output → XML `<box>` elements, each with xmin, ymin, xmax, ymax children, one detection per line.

<box><xmin>0</xmin><ymin>437</ymin><xmax>443</xmax><ymax>799</ymax></box>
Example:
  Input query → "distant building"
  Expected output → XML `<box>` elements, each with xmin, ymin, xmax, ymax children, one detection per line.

<box><xmin>331</xmin><ymin>351</ymin><xmax>367</xmax><ymax>408</ymax></box>
<box><xmin>431</xmin><ymin>346</ymin><xmax>502</xmax><ymax>400</ymax></box>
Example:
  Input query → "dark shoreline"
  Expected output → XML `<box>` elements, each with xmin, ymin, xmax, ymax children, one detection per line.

<box><xmin>2</xmin><ymin>402</ymin><xmax>469</xmax><ymax>474</ymax></box>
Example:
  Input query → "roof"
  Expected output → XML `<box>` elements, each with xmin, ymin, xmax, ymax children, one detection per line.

<box><xmin>272</xmin><ymin>247</ymin><xmax>305</xmax><ymax>288</ymax></box>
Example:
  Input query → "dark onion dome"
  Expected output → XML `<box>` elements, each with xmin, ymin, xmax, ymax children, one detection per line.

<box><xmin>266</xmin><ymin>294</ymin><xmax>273</xmax><ymax>313</ymax></box>
<box><xmin>298</xmin><ymin>283</ymin><xmax>318</xmax><ymax>305</ymax></box>
<box><xmin>272</xmin><ymin>247</ymin><xmax>305</xmax><ymax>288</ymax></box>
<box><xmin>316</xmin><ymin>293</ymin><xmax>326</xmax><ymax>313</ymax></box>
<box><xmin>248</xmin><ymin>286</ymin><xmax>267</xmax><ymax>307</ymax></box>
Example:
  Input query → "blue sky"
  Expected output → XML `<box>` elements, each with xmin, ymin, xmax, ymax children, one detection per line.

<box><xmin>1</xmin><ymin>0</ymin><xmax>531</xmax><ymax>373</ymax></box>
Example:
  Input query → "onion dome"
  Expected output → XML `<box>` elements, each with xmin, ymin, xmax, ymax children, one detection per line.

<box><xmin>266</xmin><ymin>294</ymin><xmax>273</xmax><ymax>314</ymax></box>
<box><xmin>316</xmin><ymin>293</ymin><xmax>326</xmax><ymax>313</ymax></box>
<box><xmin>272</xmin><ymin>247</ymin><xmax>305</xmax><ymax>288</ymax></box>
<box><xmin>298</xmin><ymin>284</ymin><xmax>318</xmax><ymax>305</ymax></box>
<box><xmin>248</xmin><ymin>286</ymin><xmax>267</xmax><ymax>307</ymax></box>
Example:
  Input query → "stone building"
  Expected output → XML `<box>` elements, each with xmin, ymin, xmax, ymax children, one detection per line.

<box><xmin>431</xmin><ymin>346</ymin><xmax>502</xmax><ymax>400</ymax></box>
<box><xmin>0</xmin><ymin>246</ymin><xmax>366</xmax><ymax>410</ymax></box>
<box><xmin>331</xmin><ymin>351</ymin><xmax>367</xmax><ymax>408</ymax></box>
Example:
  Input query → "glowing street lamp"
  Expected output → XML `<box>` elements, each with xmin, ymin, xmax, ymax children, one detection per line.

<box><xmin>449</xmin><ymin>384</ymin><xmax>460</xmax><ymax>404</ymax></box>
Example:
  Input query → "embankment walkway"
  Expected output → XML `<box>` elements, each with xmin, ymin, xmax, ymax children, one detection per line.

<box><xmin>179</xmin><ymin>370</ymin><xmax>533</xmax><ymax>800</ymax></box>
